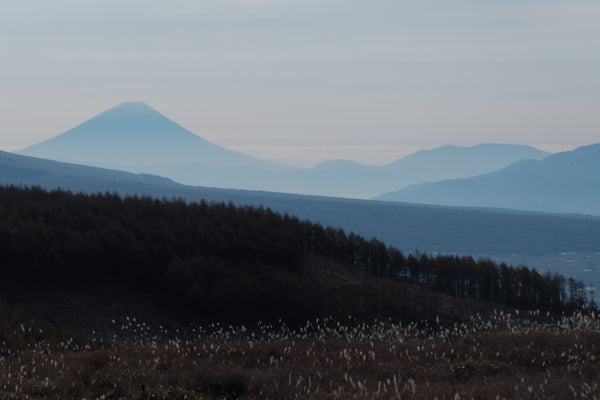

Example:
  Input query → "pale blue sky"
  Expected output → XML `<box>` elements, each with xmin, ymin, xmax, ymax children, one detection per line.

<box><xmin>1</xmin><ymin>0</ymin><xmax>599</xmax><ymax>166</ymax></box>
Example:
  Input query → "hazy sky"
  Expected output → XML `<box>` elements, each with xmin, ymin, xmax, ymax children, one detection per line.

<box><xmin>1</xmin><ymin>0</ymin><xmax>599</xmax><ymax>166</ymax></box>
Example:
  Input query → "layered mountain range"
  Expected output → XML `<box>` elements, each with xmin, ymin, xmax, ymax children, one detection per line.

<box><xmin>18</xmin><ymin>102</ymin><xmax>548</xmax><ymax>198</ymax></box>
<box><xmin>377</xmin><ymin>144</ymin><xmax>600</xmax><ymax>215</ymax></box>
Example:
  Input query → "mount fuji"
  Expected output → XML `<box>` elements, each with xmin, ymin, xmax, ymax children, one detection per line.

<box><xmin>18</xmin><ymin>102</ymin><xmax>296</xmax><ymax>189</ymax></box>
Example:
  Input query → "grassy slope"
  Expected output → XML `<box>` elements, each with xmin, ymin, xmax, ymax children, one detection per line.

<box><xmin>2</xmin><ymin>257</ymin><xmax>598</xmax><ymax>399</ymax></box>
<box><xmin>1</xmin><ymin>313</ymin><xmax>598</xmax><ymax>399</ymax></box>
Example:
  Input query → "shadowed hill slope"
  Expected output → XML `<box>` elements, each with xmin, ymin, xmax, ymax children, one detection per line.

<box><xmin>0</xmin><ymin>186</ymin><xmax>586</xmax><ymax>330</ymax></box>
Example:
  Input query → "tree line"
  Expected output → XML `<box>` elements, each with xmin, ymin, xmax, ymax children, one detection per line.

<box><xmin>305</xmin><ymin>227</ymin><xmax>587</xmax><ymax>312</ymax></box>
<box><xmin>0</xmin><ymin>186</ymin><xmax>590</xmax><ymax>324</ymax></box>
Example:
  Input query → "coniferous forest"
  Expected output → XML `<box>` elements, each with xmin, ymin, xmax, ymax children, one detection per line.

<box><xmin>0</xmin><ymin>185</ymin><xmax>589</xmax><ymax>325</ymax></box>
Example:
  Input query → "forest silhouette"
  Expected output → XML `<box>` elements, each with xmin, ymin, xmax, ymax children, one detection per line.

<box><xmin>0</xmin><ymin>186</ymin><xmax>590</xmax><ymax>327</ymax></box>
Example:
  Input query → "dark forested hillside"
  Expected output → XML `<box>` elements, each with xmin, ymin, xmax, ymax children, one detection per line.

<box><xmin>0</xmin><ymin>186</ymin><xmax>590</xmax><ymax>329</ymax></box>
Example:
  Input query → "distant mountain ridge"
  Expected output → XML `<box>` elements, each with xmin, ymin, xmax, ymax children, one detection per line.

<box><xmin>276</xmin><ymin>143</ymin><xmax>549</xmax><ymax>198</ymax></box>
<box><xmin>376</xmin><ymin>143</ymin><xmax>600</xmax><ymax>215</ymax></box>
<box><xmin>17</xmin><ymin>102</ymin><xmax>548</xmax><ymax>198</ymax></box>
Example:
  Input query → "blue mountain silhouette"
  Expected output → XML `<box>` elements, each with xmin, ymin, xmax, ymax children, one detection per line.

<box><xmin>18</xmin><ymin>102</ymin><xmax>548</xmax><ymax>197</ymax></box>
<box><xmin>377</xmin><ymin>144</ymin><xmax>600</xmax><ymax>215</ymax></box>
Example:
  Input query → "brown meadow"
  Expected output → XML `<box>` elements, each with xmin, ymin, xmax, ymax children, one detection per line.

<box><xmin>1</xmin><ymin>311</ymin><xmax>598</xmax><ymax>399</ymax></box>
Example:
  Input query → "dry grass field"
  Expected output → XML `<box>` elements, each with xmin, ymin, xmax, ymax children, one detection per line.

<box><xmin>1</xmin><ymin>311</ymin><xmax>598</xmax><ymax>400</ymax></box>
